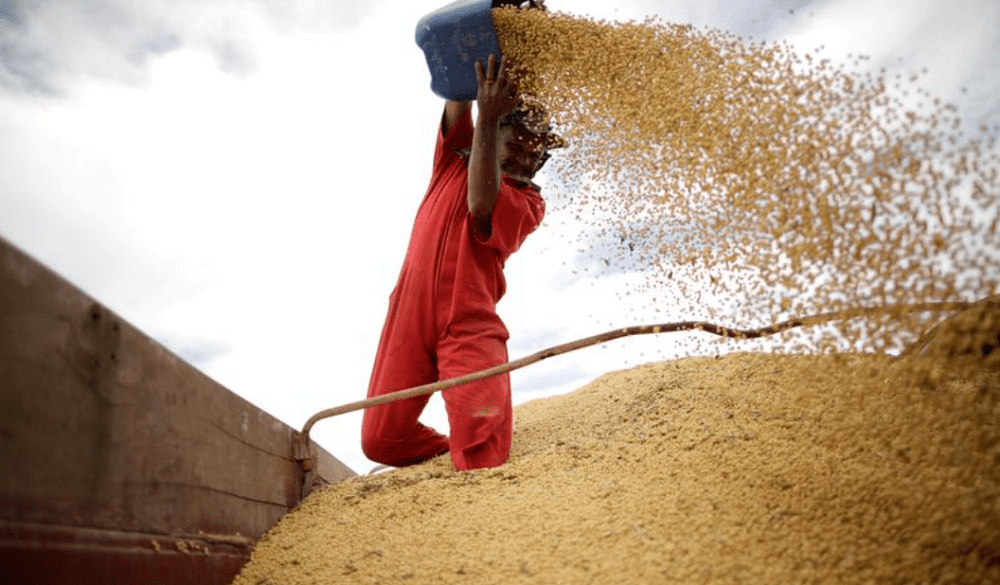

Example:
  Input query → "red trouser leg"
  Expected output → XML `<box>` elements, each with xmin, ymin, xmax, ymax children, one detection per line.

<box><xmin>437</xmin><ymin>333</ymin><xmax>512</xmax><ymax>471</ymax></box>
<box><xmin>361</xmin><ymin>329</ymin><xmax>449</xmax><ymax>468</ymax></box>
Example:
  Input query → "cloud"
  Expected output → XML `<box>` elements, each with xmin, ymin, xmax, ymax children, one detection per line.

<box><xmin>254</xmin><ymin>0</ymin><xmax>372</xmax><ymax>33</ymax></box>
<box><xmin>0</xmin><ymin>0</ymin><xmax>25</xmax><ymax>24</ymax></box>
<box><xmin>638</xmin><ymin>0</ymin><xmax>821</xmax><ymax>39</ymax></box>
<box><xmin>2</xmin><ymin>0</ymin><xmax>187</xmax><ymax>94</ymax></box>
<box><xmin>0</xmin><ymin>0</ymin><xmax>377</xmax><ymax>96</ymax></box>
<box><xmin>162</xmin><ymin>336</ymin><xmax>232</xmax><ymax>370</ymax></box>
<box><xmin>781</xmin><ymin>0</ymin><xmax>1000</xmax><ymax>105</ymax></box>
<box><xmin>512</xmin><ymin>362</ymin><xmax>597</xmax><ymax>398</ymax></box>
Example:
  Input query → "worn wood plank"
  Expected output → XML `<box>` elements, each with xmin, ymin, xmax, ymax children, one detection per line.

<box><xmin>0</xmin><ymin>235</ymin><xmax>355</xmax><ymax>582</ymax></box>
<box><xmin>0</xmin><ymin>520</ymin><xmax>251</xmax><ymax>585</ymax></box>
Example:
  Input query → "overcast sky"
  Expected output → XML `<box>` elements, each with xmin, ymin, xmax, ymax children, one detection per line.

<box><xmin>2</xmin><ymin>0</ymin><xmax>998</xmax><ymax>474</ymax></box>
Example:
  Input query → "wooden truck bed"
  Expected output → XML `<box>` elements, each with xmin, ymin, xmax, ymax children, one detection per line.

<box><xmin>0</xmin><ymin>236</ymin><xmax>355</xmax><ymax>584</ymax></box>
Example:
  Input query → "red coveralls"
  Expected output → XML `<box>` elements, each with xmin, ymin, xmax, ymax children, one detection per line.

<box><xmin>361</xmin><ymin>110</ymin><xmax>544</xmax><ymax>471</ymax></box>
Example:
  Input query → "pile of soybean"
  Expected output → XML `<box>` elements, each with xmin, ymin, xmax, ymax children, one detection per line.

<box><xmin>492</xmin><ymin>7</ymin><xmax>1000</xmax><ymax>354</ymax></box>
<box><xmin>233</xmin><ymin>353</ymin><xmax>999</xmax><ymax>584</ymax></box>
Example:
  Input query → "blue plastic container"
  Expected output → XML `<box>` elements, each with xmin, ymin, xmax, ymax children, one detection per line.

<box><xmin>415</xmin><ymin>0</ymin><xmax>503</xmax><ymax>101</ymax></box>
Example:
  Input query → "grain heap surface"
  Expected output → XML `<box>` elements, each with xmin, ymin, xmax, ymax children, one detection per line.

<box><xmin>233</xmin><ymin>353</ymin><xmax>999</xmax><ymax>584</ymax></box>
<box><xmin>491</xmin><ymin>7</ymin><xmax>1000</xmax><ymax>352</ymax></box>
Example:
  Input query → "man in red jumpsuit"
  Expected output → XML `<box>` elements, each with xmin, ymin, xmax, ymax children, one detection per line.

<box><xmin>361</xmin><ymin>52</ymin><xmax>563</xmax><ymax>471</ymax></box>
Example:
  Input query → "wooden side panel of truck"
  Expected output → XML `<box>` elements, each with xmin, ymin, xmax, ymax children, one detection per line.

<box><xmin>0</xmin><ymin>236</ymin><xmax>356</xmax><ymax>584</ymax></box>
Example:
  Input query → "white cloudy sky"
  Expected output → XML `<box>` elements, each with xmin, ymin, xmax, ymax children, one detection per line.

<box><xmin>2</xmin><ymin>0</ymin><xmax>998</xmax><ymax>474</ymax></box>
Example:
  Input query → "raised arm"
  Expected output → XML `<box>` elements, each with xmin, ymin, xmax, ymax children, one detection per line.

<box><xmin>468</xmin><ymin>53</ymin><xmax>520</xmax><ymax>224</ymax></box>
<box><xmin>442</xmin><ymin>100</ymin><xmax>471</xmax><ymax>137</ymax></box>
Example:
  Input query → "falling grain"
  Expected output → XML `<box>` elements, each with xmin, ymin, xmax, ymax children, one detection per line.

<box><xmin>492</xmin><ymin>7</ymin><xmax>1000</xmax><ymax>353</ymax></box>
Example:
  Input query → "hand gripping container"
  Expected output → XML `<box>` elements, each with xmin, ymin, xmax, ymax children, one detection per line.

<box><xmin>415</xmin><ymin>0</ymin><xmax>504</xmax><ymax>101</ymax></box>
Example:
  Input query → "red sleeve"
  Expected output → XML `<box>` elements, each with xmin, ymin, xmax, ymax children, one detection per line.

<box><xmin>472</xmin><ymin>181</ymin><xmax>545</xmax><ymax>257</ymax></box>
<box><xmin>434</xmin><ymin>109</ymin><xmax>474</xmax><ymax>169</ymax></box>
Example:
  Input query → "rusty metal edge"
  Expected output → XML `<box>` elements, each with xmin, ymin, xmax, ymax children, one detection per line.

<box><xmin>1</xmin><ymin>519</ymin><xmax>251</xmax><ymax>585</ymax></box>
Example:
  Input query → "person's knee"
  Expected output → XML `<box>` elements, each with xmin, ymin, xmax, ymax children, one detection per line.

<box><xmin>361</xmin><ymin>430</ymin><xmax>406</xmax><ymax>466</ymax></box>
<box><xmin>361</xmin><ymin>431</ymin><xmax>389</xmax><ymax>464</ymax></box>
<box><xmin>449</xmin><ymin>415</ymin><xmax>511</xmax><ymax>470</ymax></box>
<box><xmin>452</xmin><ymin>435</ymin><xmax>510</xmax><ymax>470</ymax></box>
<box><xmin>361</xmin><ymin>425</ymin><xmax>449</xmax><ymax>467</ymax></box>
<box><xmin>360</xmin><ymin>406</ymin><xmax>403</xmax><ymax>465</ymax></box>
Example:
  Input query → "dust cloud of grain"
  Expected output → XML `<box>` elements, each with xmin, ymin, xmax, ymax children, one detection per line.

<box><xmin>492</xmin><ymin>7</ymin><xmax>999</xmax><ymax>354</ymax></box>
<box><xmin>232</xmin><ymin>354</ymin><xmax>999</xmax><ymax>584</ymax></box>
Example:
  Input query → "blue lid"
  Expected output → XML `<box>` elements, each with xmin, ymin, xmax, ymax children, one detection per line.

<box><xmin>415</xmin><ymin>0</ymin><xmax>503</xmax><ymax>101</ymax></box>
